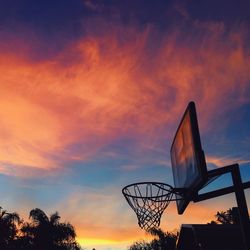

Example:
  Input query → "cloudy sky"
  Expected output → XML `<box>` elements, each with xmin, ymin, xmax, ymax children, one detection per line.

<box><xmin>0</xmin><ymin>0</ymin><xmax>250</xmax><ymax>249</ymax></box>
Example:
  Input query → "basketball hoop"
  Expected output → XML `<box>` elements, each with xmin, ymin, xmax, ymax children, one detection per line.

<box><xmin>122</xmin><ymin>182</ymin><xmax>183</xmax><ymax>231</ymax></box>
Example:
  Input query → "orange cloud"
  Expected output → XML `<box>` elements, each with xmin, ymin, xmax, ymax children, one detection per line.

<box><xmin>0</xmin><ymin>21</ymin><xmax>250</xmax><ymax>176</ymax></box>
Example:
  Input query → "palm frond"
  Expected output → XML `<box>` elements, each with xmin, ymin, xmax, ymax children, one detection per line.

<box><xmin>29</xmin><ymin>208</ymin><xmax>49</xmax><ymax>225</ymax></box>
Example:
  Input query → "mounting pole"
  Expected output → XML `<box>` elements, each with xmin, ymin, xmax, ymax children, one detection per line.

<box><xmin>231</xmin><ymin>164</ymin><xmax>250</xmax><ymax>250</ymax></box>
<box><xmin>193</xmin><ymin>164</ymin><xmax>250</xmax><ymax>250</ymax></box>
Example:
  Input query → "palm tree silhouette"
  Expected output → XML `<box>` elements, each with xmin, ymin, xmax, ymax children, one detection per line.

<box><xmin>209</xmin><ymin>207</ymin><xmax>242</xmax><ymax>225</ymax></box>
<box><xmin>0</xmin><ymin>207</ymin><xmax>21</xmax><ymax>249</ymax></box>
<box><xmin>21</xmin><ymin>208</ymin><xmax>81</xmax><ymax>250</ymax></box>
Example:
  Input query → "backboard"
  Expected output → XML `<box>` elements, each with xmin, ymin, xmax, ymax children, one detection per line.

<box><xmin>170</xmin><ymin>102</ymin><xmax>207</xmax><ymax>214</ymax></box>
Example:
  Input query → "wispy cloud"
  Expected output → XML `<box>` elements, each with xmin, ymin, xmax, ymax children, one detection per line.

<box><xmin>51</xmin><ymin>185</ymin><xmax>146</xmax><ymax>242</ymax></box>
<box><xmin>61</xmin><ymin>185</ymin><xmax>236</xmax><ymax>244</ymax></box>
<box><xmin>206</xmin><ymin>155</ymin><xmax>250</xmax><ymax>168</ymax></box>
<box><xmin>0</xmin><ymin>14</ymin><xmax>250</xmax><ymax>177</ymax></box>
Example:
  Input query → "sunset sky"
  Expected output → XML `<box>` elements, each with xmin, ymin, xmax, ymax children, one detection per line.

<box><xmin>0</xmin><ymin>0</ymin><xmax>250</xmax><ymax>249</ymax></box>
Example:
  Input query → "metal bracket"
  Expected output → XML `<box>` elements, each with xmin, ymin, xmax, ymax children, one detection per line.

<box><xmin>191</xmin><ymin>164</ymin><xmax>250</xmax><ymax>250</ymax></box>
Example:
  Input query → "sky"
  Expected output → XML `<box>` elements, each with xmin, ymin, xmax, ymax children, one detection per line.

<box><xmin>0</xmin><ymin>0</ymin><xmax>250</xmax><ymax>249</ymax></box>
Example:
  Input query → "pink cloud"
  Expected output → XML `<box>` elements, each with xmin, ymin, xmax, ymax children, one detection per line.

<box><xmin>0</xmin><ymin>20</ymin><xmax>249</xmax><ymax>176</ymax></box>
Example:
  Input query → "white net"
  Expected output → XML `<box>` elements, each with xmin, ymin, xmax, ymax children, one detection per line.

<box><xmin>122</xmin><ymin>182</ymin><xmax>174</xmax><ymax>231</ymax></box>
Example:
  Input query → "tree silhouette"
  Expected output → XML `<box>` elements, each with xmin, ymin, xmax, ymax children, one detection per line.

<box><xmin>128</xmin><ymin>240</ymin><xmax>152</xmax><ymax>250</ymax></box>
<box><xmin>209</xmin><ymin>207</ymin><xmax>241</xmax><ymax>225</ymax></box>
<box><xmin>0</xmin><ymin>207</ymin><xmax>21</xmax><ymax>250</ymax></box>
<box><xmin>21</xmin><ymin>208</ymin><xmax>81</xmax><ymax>250</ymax></box>
<box><xmin>128</xmin><ymin>208</ymin><xmax>249</xmax><ymax>250</ymax></box>
<box><xmin>128</xmin><ymin>228</ymin><xmax>178</xmax><ymax>250</ymax></box>
<box><xmin>148</xmin><ymin>228</ymin><xmax>178</xmax><ymax>250</ymax></box>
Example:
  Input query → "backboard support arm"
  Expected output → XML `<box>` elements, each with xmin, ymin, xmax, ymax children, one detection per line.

<box><xmin>192</xmin><ymin>164</ymin><xmax>250</xmax><ymax>250</ymax></box>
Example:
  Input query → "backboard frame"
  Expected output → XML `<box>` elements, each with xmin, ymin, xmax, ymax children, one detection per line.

<box><xmin>170</xmin><ymin>101</ymin><xmax>207</xmax><ymax>214</ymax></box>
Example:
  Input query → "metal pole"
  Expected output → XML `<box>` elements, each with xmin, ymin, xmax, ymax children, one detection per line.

<box><xmin>231</xmin><ymin>164</ymin><xmax>250</xmax><ymax>250</ymax></box>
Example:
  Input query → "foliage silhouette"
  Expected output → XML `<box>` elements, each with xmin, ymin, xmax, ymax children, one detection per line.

<box><xmin>0</xmin><ymin>207</ymin><xmax>21</xmax><ymax>250</ymax></box>
<box><xmin>21</xmin><ymin>208</ymin><xmax>81</xmax><ymax>250</ymax></box>
<box><xmin>128</xmin><ymin>240</ymin><xmax>152</xmax><ymax>250</ymax></box>
<box><xmin>148</xmin><ymin>228</ymin><xmax>178</xmax><ymax>250</ymax></box>
<box><xmin>209</xmin><ymin>207</ymin><xmax>243</xmax><ymax>225</ymax></box>
<box><xmin>0</xmin><ymin>207</ymin><xmax>82</xmax><ymax>250</ymax></box>
<box><xmin>127</xmin><ymin>228</ymin><xmax>178</xmax><ymax>250</ymax></box>
<box><xmin>127</xmin><ymin>208</ymin><xmax>246</xmax><ymax>250</ymax></box>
